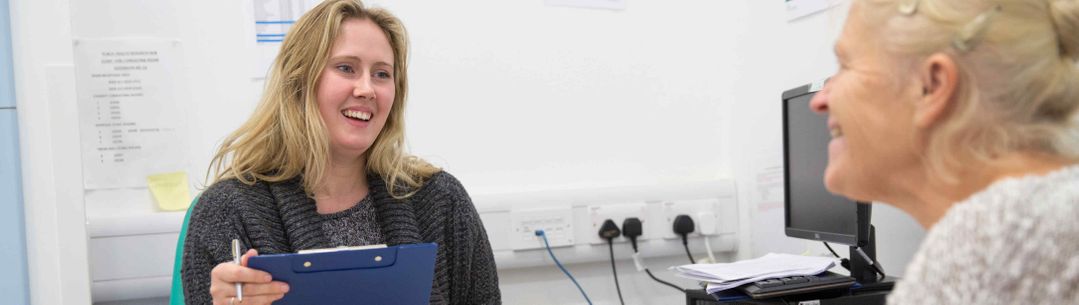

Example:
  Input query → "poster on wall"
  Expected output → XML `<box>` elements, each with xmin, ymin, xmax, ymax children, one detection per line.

<box><xmin>750</xmin><ymin>149</ymin><xmax>807</xmax><ymax>255</ymax></box>
<box><xmin>786</xmin><ymin>0</ymin><xmax>839</xmax><ymax>21</ymax></box>
<box><xmin>544</xmin><ymin>0</ymin><xmax>627</xmax><ymax>11</ymax></box>
<box><xmin>73</xmin><ymin>39</ymin><xmax>188</xmax><ymax>190</ymax></box>
<box><xmin>250</xmin><ymin>0</ymin><xmax>322</xmax><ymax>78</ymax></box>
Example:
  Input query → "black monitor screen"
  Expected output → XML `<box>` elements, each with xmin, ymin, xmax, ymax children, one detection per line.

<box><xmin>783</xmin><ymin>85</ymin><xmax>860</xmax><ymax>246</ymax></box>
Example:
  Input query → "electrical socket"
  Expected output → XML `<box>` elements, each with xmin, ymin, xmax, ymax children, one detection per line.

<box><xmin>660</xmin><ymin>198</ymin><xmax>720</xmax><ymax>239</ymax></box>
<box><xmin>586</xmin><ymin>203</ymin><xmax>647</xmax><ymax>245</ymax></box>
<box><xmin>696</xmin><ymin>211</ymin><xmax>717</xmax><ymax>235</ymax></box>
<box><xmin>510</xmin><ymin>208</ymin><xmax>574</xmax><ymax>250</ymax></box>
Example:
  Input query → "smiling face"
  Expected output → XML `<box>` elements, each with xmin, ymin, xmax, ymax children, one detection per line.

<box><xmin>809</xmin><ymin>2</ymin><xmax>923</xmax><ymax>202</ymax></box>
<box><xmin>316</xmin><ymin>17</ymin><xmax>397</xmax><ymax>163</ymax></box>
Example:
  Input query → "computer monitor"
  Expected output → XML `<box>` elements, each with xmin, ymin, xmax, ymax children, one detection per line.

<box><xmin>781</xmin><ymin>83</ymin><xmax>881</xmax><ymax>284</ymax></box>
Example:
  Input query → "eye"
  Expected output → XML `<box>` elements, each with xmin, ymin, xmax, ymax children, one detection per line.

<box><xmin>375</xmin><ymin>70</ymin><xmax>393</xmax><ymax>80</ymax></box>
<box><xmin>335</xmin><ymin>64</ymin><xmax>355</xmax><ymax>74</ymax></box>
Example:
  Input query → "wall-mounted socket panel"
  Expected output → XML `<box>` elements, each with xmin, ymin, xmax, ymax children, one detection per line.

<box><xmin>660</xmin><ymin>198</ymin><xmax>721</xmax><ymax>239</ymax></box>
<box><xmin>510</xmin><ymin>208</ymin><xmax>575</xmax><ymax>250</ymax></box>
<box><xmin>479</xmin><ymin>212</ymin><xmax>512</xmax><ymax>252</ymax></box>
<box><xmin>716</xmin><ymin>195</ymin><xmax>739</xmax><ymax>235</ymax></box>
<box><xmin>585</xmin><ymin>203</ymin><xmax>647</xmax><ymax>245</ymax></box>
<box><xmin>477</xmin><ymin>179</ymin><xmax>740</xmax><ymax>269</ymax></box>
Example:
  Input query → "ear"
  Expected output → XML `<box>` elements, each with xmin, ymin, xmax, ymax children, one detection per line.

<box><xmin>914</xmin><ymin>53</ymin><xmax>960</xmax><ymax>129</ymax></box>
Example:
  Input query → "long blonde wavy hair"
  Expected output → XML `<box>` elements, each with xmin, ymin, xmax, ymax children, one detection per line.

<box><xmin>208</xmin><ymin>0</ymin><xmax>439</xmax><ymax>198</ymax></box>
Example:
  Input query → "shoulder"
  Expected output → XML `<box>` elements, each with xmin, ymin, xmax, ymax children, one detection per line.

<box><xmin>890</xmin><ymin>165</ymin><xmax>1079</xmax><ymax>304</ymax></box>
<box><xmin>195</xmin><ymin>178</ymin><xmax>272</xmax><ymax>212</ymax></box>
<box><xmin>954</xmin><ymin>165</ymin><xmax>1079</xmax><ymax>239</ymax></box>
<box><xmin>419</xmin><ymin>170</ymin><xmax>469</xmax><ymax>198</ymax></box>
<box><xmin>941</xmin><ymin>164</ymin><xmax>1079</xmax><ymax>241</ymax></box>
<box><xmin>411</xmin><ymin>170</ymin><xmax>478</xmax><ymax>216</ymax></box>
<box><xmin>189</xmin><ymin>178</ymin><xmax>277</xmax><ymax>233</ymax></box>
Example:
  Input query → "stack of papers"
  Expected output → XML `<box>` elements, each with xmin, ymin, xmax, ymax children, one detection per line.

<box><xmin>669</xmin><ymin>253</ymin><xmax>837</xmax><ymax>294</ymax></box>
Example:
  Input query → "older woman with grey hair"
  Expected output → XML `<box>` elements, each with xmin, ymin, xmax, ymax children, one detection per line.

<box><xmin>810</xmin><ymin>0</ymin><xmax>1079</xmax><ymax>303</ymax></box>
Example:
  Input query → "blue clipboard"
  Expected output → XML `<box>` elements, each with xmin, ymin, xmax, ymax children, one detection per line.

<box><xmin>247</xmin><ymin>243</ymin><xmax>438</xmax><ymax>305</ymax></box>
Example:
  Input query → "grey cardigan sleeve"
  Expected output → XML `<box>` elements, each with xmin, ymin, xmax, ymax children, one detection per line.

<box><xmin>457</xmin><ymin>201</ymin><xmax>501</xmax><ymax>304</ymax></box>
<box><xmin>181</xmin><ymin>232</ymin><xmax>215</xmax><ymax>305</ymax></box>
<box><xmin>181</xmin><ymin>182</ymin><xmax>244</xmax><ymax>305</ymax></box>
<box><xmin>438</xmin><ymin>176</ymin><xmax>501</xmax><ymax>305</ymax></box>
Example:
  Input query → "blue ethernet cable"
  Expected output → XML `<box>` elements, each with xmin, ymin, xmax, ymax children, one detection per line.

<box><xmin>535</xmin><ymin>229</ymin><xmax>593</xmax><ymax>305</ymax></box>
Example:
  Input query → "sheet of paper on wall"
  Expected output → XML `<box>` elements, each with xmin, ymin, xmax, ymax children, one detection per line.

<box><xmin>147</xmin><ymin>171</ymin><xmax>192</xmax><ymax>211</ymax></box>
<box><xmin>250</xmin><ymin>0</ymin><xmax>321</xmax><ymax>78</ymax></box>
<box><xmin>544</xmin><ymin>0</ymin><xmax>627</xmax><ymax>11</ymax></box>
<box><xmin>786</xmin><ymin>0</ymin><xmax>840</xmax><ymax>21</ymax></box>
<box><xmin>73</xmin><ymin>39</ymin><xmax>189</xmax><ymax>190</ymax></box>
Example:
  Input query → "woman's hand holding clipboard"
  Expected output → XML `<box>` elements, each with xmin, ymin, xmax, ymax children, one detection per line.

<box><xmin>208</xmin><ymin>247</ymin><xmax>290</xmax><ymax>305</ymax></box>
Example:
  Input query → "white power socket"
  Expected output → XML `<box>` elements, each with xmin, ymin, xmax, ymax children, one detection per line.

<box><xmin>585</xmin><ymin>203</ymin><xmax>647</xmax><ymax>245</ymax></box>
<box><xmin>510</xmin><ymin>208</ymin><xmax>574</xmax><ymax>250</ymax></box>
<box><xmin>660</xmin><ymin>198</ymin><xmax>720</xmax><ymax>239</ymax></box>
<box><xmin>696</xmin><ymin>211</ymin><xmax>717</xmax><ymax>235</ymax></box>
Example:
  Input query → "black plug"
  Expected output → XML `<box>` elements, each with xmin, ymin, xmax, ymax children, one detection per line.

<box><xmin>619</xmin><ymin>217</ymin><xmax>686</xmax><ymax>293</ymax></box>
<box><xmin>621</xmin><ymin>217</ymin><xmax>643</xmax><ymax>252</ymax></box>
<box><xmin>673</xmin><ymin>214</ymin><xmax>696</xmax><ymax>264</ymax></box>
<box><xmin>599</xmin><ymin>219</ymin><xmax>621</xmax><ymax>241</ymax></box>
<box><xmin>598</xmin><ymin>219</ymin><xmax>626</xmax><ymax>305</ymax></box>
<box><xmin>673</xmin><ymin>214</ymin><xmax>695</xmax><ymax>244</ymax></box>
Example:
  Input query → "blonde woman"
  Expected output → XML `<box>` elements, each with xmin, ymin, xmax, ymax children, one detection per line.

<box><xmin>811</xmin><ymin>0</ymin><xmax>1078</xmax><ymax>303</ymax></box>
<box><xmin>180</xmin><ymin>1</ymin><xmax>500</xmax><ymax>304</ymax></box>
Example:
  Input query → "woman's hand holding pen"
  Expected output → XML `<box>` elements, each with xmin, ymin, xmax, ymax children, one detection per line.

<box><xmin>210</xmin><ymin>249</ymin><xmax>290</xmax><ymax>305</ymax></box>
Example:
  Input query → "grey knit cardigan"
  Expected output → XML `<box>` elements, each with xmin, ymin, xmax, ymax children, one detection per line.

<box><xmin>181</xmin><ymin>171</ymin><xmax>501</xmax><ymax>304</ymax></box>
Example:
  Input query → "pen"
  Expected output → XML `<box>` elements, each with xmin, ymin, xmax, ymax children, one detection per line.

<box><xmin>232</xmin><ymin>239</ymin><xmax>243</xmax><ymax>301</ymax></box>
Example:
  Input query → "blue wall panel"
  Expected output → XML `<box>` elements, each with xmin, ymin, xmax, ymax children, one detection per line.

<box><xmin>0</xmin><ymin>0</ymin><xmax>28</xmax><ymax>302</ymax></box>
<box><xmin>0</xmin><ymin>0</ymin><xmax>14</xmax><ymax>108</ymax></box>
<box><xmin>0</xmin><ymin>110</ymin><xmax>27</xmax><ymax>305</ymax></box>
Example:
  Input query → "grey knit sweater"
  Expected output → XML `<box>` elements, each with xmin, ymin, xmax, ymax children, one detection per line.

<box><xmin>888</xmin><ymin>164</ymin><xmax>1079</xmax><ymax>304</ymax></box>
<box><xmin>181</xmin><ymin>171</ymin><xmax>501</xmax><ymax>304</ymax></box>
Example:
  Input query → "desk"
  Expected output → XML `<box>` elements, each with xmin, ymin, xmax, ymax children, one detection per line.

<box><xmin>686</xmin><ymin>283</ymin><xmax>893</xmax><ymax>305</ymax></box>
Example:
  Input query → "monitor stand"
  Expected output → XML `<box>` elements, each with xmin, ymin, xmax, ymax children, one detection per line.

<box><xmin>849</xmin><ymin>224</ymin><xmax>895</xmax><ymax>291</ymax></box>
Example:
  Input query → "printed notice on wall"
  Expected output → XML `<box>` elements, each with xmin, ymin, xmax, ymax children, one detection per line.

<box><xmin>73</xmin><ymin>39</ymin><xmax>188</xmax><ymax>190</ymax></box>
<box><xmin>250</xmin><ymin>0</ymin><xmax>321</xmax><ymax>78</ymax></box>
<box><xmin>544</xmin><ymin>0</ymin><xmax>627</xmax><ymax>10</ymax></box>
<box><xmin>785</xmin><ymin>0</ymin><xmax>839</xmax><ymax>21</ymax></box>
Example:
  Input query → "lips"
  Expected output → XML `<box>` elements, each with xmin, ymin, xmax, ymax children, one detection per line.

<box><xmin>342</xmin><ymin>109</ymin><xmax>372</xmax><ymax>121</ymax></box>
<box><xmin>827</xmin><ymin>119</ymin><xmax>843</xmax><ymax>139</ymax></box>
<box><xmin>826</xmin><ymin>117</ymin><xmax>846</xmax><ymax>163</ymax></box>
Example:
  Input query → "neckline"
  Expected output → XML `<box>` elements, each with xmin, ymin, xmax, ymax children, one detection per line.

<box><xmin>318</xmin><ymin>194</ymin><xmax>374</xmax><ymax>218</ymax></box>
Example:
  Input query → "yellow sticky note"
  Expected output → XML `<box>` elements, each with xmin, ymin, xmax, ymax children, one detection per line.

<box><xmin>147</xmin><ymin>171</ymin><xmax>193</xmax><ymax>211</ymax></box>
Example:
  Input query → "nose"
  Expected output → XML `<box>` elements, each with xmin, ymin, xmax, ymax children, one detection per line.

<box><xmin>809</xmin><ymin>80</ymin><xmax>830</xmax><ymax>114</ymax></box>
<box><xmin>352</xmin><ymin>74</ymin><xmax>376</xmax><ymax>100</ymax></box>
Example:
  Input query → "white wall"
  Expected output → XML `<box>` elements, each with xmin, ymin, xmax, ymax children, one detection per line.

<box><xmin>11</xmin><ymin>0</ymin><xmax>926</xmax><ymax>304</ymax></box>
<box><xmin>11</xmin><ymin>0</ymin><xmax>93</xmax><ymax>303</ymax></box>
<box><xmin>722</xmin><ymin>0</ymin><xmax>925</xmax><ymax>276</ymax></box>
<box><xmin>388</xmin><ymin>0</ymin><xmax>738</xmax><ymax>194</ymax></box>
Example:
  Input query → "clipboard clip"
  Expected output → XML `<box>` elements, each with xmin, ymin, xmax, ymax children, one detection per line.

<box><xmin>291</xmin><ymin>246</ymin><xmax>398</xmax><ymax>273</ymax></box>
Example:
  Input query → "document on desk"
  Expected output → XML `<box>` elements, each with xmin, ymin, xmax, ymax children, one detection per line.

<box><xmin>670</xmin><ymin>253</ymin><xmax>837</xmax><ymax>293</ymax></box>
